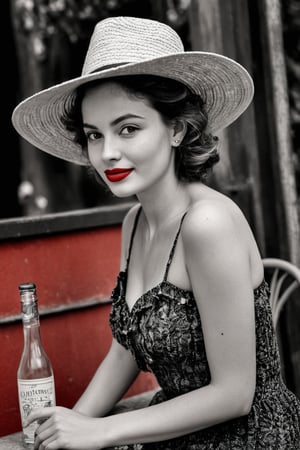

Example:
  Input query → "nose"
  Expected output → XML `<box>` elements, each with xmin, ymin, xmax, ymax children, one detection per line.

<box><xmin>101</xmin><ymin>136</ymin><xmax>122</xmax><ymax>162</ymax></box>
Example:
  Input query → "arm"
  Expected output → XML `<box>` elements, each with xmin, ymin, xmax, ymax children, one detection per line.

<box><xmin>73</xmin><ymin>338</ymin><xmax>140</xmax><ymax>417</ymax></box>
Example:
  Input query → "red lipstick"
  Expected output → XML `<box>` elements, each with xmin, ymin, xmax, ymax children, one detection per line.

<box><xmin>104</xmin><ymin>168</ymin><xmax>133</xmax><ymax>182</ymax></box>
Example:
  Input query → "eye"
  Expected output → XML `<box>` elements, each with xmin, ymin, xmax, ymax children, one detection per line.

<box><xmin>120</xmin><ymin>125</ymin><xmax>139</xmax><ymax>136</ymax></box>
<box><xmin>85</xmin><ymin>131</ymin><xmax>102</xmax><ymax>142</ymax></box>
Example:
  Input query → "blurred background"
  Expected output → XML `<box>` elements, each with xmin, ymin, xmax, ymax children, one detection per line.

<box><xmin>2</xmin><ymin>0</ymin><xmax>300</xmax><ymax>382</ymax></box>
<box><xmin>4</xmin><ymin>0</ymin><xmax>299</xmax><ymax>257</ymax></box>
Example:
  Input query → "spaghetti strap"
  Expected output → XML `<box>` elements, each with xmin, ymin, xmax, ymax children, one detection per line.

<box><xmin>125</xmin><ymin>205</ymin><xmax>142</xmax><ymax>270</ymax></box>
<box><xmin>163</xmin><ymin>211</ymin><xmax>188</xmax><ymax>282</ymax></box>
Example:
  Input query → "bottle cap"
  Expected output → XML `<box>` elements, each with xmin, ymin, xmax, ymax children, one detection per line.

<box><xmin>19</xmin><ymin>282</ymin><xmax>36</xmax><ymax>292</ymax></box>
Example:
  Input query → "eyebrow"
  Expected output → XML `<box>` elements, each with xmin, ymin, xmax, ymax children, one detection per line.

<box><xmin>83</xmin><ymin>113</ymin><xmax>145</xmax><ymax>129</ymax></box>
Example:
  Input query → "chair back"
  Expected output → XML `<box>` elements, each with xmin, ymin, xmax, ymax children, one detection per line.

<box><xmin>263</xmin><ymin>258</ymin><xmax>300</xmax><ymax>328</ymax></box>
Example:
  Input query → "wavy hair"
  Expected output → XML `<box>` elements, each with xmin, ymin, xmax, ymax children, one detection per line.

<box><xmin>61</xmin><ymin>75</ymin><xmax>219</xmax><ymax>182</ymax></box>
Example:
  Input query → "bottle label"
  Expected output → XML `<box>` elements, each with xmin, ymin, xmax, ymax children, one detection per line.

<box><xmin>17</xmin><ymin>376</ymin><xmax>56</xmax><ymax>445</ymax></box>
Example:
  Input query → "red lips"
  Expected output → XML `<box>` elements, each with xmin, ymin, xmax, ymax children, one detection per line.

<box><xmin>104</xmin><ymin>168</ymin><xmax>133</xmax><ymax>182</ymax></box>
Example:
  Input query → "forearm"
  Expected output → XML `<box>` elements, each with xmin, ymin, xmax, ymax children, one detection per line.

<box><xmin>101</xmin><ymin>382</ymin><xmax>252</xmax><ymax>447</ymax></box>
<box><xmin>73</xmin><ymin>340</ymin><xmax>140</xmax><ymax>418</ymax></box>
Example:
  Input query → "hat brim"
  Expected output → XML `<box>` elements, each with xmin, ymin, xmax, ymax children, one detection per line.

<box><xmin>12</xmin><ymin>51</ymin><xmax>254</xmax><ymax>165</ymax></box>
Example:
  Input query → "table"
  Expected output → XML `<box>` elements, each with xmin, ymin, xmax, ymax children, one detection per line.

<box><xmin>0</xmin><ymin>432</ymin><xmax>25</xmax><ymax>449</ymax></box>
<box><xmin>0</xmin><ymin>390</ymin><xmax>157</xmax><ymax>449</ymax></box>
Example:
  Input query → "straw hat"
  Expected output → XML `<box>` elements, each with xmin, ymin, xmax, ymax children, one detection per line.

<box><xmin>12</xmin><ymin>16</ymin><xmax>254</xmax><ymax>166</ymax></box>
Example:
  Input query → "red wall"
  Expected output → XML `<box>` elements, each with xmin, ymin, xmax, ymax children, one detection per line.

<box><xmin>0</xmin><ymin>226</ymin><xmax>157</xmax><ymax>436</ymax></box>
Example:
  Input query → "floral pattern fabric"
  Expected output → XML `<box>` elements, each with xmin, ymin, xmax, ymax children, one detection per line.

<box><xmin>109</xmin><ymin>209</ymin><xmax>300</xmax><ymax>448</ymax></box>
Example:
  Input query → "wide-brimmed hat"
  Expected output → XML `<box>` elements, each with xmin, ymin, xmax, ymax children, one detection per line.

<box><xmin>12</xmin><ymin>16</ymin><xmax>254</xmax><ymax>166</ymax></box>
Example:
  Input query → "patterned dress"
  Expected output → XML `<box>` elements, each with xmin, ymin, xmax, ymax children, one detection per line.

<box><xmin>109</xmin><ymin>207</ymin><xmax>300</xmax><ymax>449</ymax></box>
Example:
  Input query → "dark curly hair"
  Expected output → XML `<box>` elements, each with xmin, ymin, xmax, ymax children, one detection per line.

<box><xmin>61</xmin><ymin>75</ymin><xmax>219</xmax><ymax>182</ymax></box>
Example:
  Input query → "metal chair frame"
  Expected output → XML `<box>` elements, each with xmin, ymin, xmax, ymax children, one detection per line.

<box><xmin>262</xmin><ymin>257</ymin><xmax>300</xmax><ymax>328</ymax></box>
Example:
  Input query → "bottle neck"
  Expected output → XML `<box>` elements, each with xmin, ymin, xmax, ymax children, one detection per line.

<box><xmin>20</xmin><ymin>299</ymin><xmax>47</xmax><ymax>370</ymax></box>
<box><xmin>18</xmin><ymin>287</ymin><xmax>53</xmax><ymax>379</ymax></box>
<box><xmin>20</xmin><ymin>294</ymin><xmax>42</xmax><ymax>345</ymax></box>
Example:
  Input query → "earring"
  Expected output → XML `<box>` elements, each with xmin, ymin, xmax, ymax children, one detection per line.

<box><xmin>174</xmin><ymin>139</ymin><xmax>180</xmax><ymax>145</ymax></box>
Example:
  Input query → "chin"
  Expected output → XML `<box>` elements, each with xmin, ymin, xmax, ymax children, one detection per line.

<box><xmin>109</xmin><ymin>187</ymin><xmax>137</xmax><ymax>198</ymax></box>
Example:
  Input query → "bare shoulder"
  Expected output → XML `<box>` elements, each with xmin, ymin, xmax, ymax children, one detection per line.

<box><xmin>183</xmin><ymin>187</ymin><xmax>244</xmax><ymax>244</ymax></box>
<box><xmin>183</xmin><ymin>184</ymin><xmax>264</xmax><ymax>287</ymax></box>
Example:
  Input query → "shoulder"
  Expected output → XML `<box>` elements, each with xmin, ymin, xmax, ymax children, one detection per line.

<box><xmin>181</xmin><ymin>195</ymin><xmax>253</xmax><ymax>302</ymax></box>
<box><xmin>182</xmin><ymin>194</ymin><xmax>242</xmax><ymax>248</ymax></box>
<box><xmin>183</xmin><ymin>185</ymin><xmax>264</xmax><ymax>289</ymax></box>
<box><xmin>181</xmin><ymin>191</ymin><xmax>253</xmax><ymax>276</ymax></box>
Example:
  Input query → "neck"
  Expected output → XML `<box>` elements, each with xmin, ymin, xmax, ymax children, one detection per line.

<box><xmin>137</xmin><ymin>181</ymin><xmax>190</xmax><ymax>240</ymax></box>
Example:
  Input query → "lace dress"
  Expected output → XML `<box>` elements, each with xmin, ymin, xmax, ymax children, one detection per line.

<box><xmin>109</xmin><ymin>207</ymin><xmax>300</xmax><ymax>449</ymax></box>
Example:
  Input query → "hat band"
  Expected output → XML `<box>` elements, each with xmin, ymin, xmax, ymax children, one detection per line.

<box><xmin>90</xmin><ymin>62</ymin><xmax>129</xmax><ymax>74</ymax></box>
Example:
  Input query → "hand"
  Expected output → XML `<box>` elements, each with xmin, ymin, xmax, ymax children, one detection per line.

<box><xmin>25</xmin><ymin>406</ymin><xmax>107</xmax><ymax>449</ymax></box>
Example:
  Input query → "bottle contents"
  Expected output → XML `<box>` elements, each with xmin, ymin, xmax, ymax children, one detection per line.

<box><xmin>17</xmin><ymin>282</ymin><xmax>56</xmax><ymax>447</ymax></box>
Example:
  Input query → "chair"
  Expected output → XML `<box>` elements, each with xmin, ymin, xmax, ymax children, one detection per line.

<box><xmin>262</xmin><ymin>257</ymin><xmax>300</xmax><ymax>328</ymax></box>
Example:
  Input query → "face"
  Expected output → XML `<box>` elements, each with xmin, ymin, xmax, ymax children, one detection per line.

<box><xmin>81</xmin><ymin>81</ymin><xmax>177</xmax><ymax>198</ymax></box>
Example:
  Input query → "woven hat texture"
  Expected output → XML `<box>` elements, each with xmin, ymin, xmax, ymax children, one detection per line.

<box><xmin>12</xmin><ymin>16</ymin><xmax>254</xmax><ymax>165</ymax></box>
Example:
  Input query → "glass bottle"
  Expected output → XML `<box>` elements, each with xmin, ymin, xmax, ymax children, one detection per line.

<box><xmin>17</xmin><ymin>282</ymin><xmax>56</xmax><ymax>447</ymax></box>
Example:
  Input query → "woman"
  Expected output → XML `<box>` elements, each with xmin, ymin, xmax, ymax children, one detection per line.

<box><xmin>12</xmin><ymin>16</ymin><xmax>300</xmax><ymax>450</ymax></box>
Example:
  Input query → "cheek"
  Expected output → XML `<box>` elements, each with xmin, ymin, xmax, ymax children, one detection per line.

<box><xmin>88</xmin><ymin>146</ymin><xmax>102</xmax><ymax>170</ymax></box>
<box><xmin>135</xmin><ymin>132</ymin><xmax>172</xmax><ymax>164</ymax></box>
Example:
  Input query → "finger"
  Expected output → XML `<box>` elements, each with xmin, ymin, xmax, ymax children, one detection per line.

<box><xmin>39</xmin><ymin>438</ymin><xmax>55</xmax><ymax>450</ymax></box>
<box><xmin>35</xmin><ymin>417</ymin><xmax>51</xmax><ymax>435</ymax></box>
<box><xmin>24</xmin><ymin>407</ymin><xmax>56</xmax><ymax>426</ymax></box>
<box><xmin>38</xmin><ymin>436</ymin><xmax>57</xmax><ymax>450</ymax></box>
<box><xmin>34</xmin><ymin>425</ymin><xmax>56</xmax><ymax>450</ymax></box>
